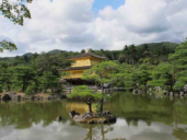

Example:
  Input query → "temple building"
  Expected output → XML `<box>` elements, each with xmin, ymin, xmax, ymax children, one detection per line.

<box><xmin>63</xmin><ymin>51</ymin><xmax>106</xmax><ymax>84</ymax></box>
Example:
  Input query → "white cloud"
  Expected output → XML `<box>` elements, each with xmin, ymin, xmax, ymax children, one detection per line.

<box><xmin>94</xmin><ymin>0</ymin><xmax>187</xmax><ymax>47</ymax></box>
<box><xmin>0</xmin><ymin>0</ymin><xmax>187</xmax><ymax>57</ymax></box>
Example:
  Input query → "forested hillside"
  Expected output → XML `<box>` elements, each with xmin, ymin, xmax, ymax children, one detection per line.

<box><xmin>0</xmin><ymin>42</ymin><xmax>178</xmax><ymax>95</ymax></box>
<box><xmin>93</xmin><ymin>42</ymin><xmax>177</xmax><ymax>64</ymax></box>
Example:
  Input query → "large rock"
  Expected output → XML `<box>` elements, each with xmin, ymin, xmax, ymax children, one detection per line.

<box><xmin>2</xmin><ymin>94</ymin><xmax>12</xmax><ymax>102</ymax></box>
<box><xmin>184</xmin><ymin>85</ymin><xmax>187</xmax><ymax>93</ymax></box>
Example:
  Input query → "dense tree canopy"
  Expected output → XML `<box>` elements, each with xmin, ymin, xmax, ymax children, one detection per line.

<box><xmin>83</xmin><ymin>61</ymin><xmax>120</xmax><ymax>85</ymax></box>
<box><xmin>0</xmin><ymin>41</ymin><xmax>186</xmax><ymax>97</ymax></box>
<box><xmin>0</xmin><ymin>51</ymin><xmax>73</xmax><ymax>94</ymax></box>
<box><xmin>148</xmin><ymin>63</ymin><xmax>175</xmax><ymax>91</ymax></box>
<box><xmin>169</xmin><ymin>41</ymin><xmax>187</xmax><ymax>90</ymax></box>
<box><xmin>81</xmin><ymin>41</ymin><xmax>186</xmax><ymax>96</ymax></box>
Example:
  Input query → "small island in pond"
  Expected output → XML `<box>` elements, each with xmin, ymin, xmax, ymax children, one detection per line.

<box><xmin>68</xmin><ymin>86</ymin><xmax>116</xmax><ymax>124</ymax></box>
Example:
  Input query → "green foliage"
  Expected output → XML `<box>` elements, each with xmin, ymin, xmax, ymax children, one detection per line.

<box><xmin>25</xmin><ymin>81</ymin><xmax>37</xmax><ymax>95</ymax></box>
<box><xmin>148</xmin><ymin>63</ymin><xmax>175</xmax><ymax>90</ymax></box>
<box><xmin>83</xmin><ymin>41</ymin><xmax>186</xmax><ymax>94</ymax></box>
<box><xmin>112</xmin><ymin>64</ymin><xmax>135</xmax><ymax>89</ymax></box>
<box><xmin>130</xmin><ymin>64</ymin><xmax>152</xmax><ymax>90</ymax></box>
<box><xmin>0</xmin><ymin>0</ymin><xmax>32</xmax><ymax>53</ymax></box>
<box><xmin>0</xmin><ymin>0</ymin><xmax>32</xmax><ymax>25</ymax></box>
<box><xmin>0</xmin><ymin>51</ymin><xmax>73</xmax><ymax>94</ymax></box>
<box><xmin>93</xmin><ymin>42</ymin><xmax>177</xmax><ymax>64</ymax></box>
<box><xmin>0</xmin><ymin>41</ymin><xmax>185</xmax><ymax>95</ymax></box>
<box><xmin>68</xmin><ymin>85</ymin><xmax>102</xmax><ymax>100</ymax></box>
<box><xmin>0</xmin><ymin>63</ymin><xmax>13</xmax><ymax>91</ymax></box>
<box><xmin>0</xmin><ymin>40</ymin><xmax>17</xmax><ymax>52</ymax></box>
<box><xmin>112</xmin><ymin>64</ymin><xmax>153</xmax><ymax>92</ymax></box>
<box><xmin>11</xmin><ymin>65</ymin><xmax>35</xmax><ymax>91</ymax></box>
<box><xmin>83</xmin><ymin>61</ymin><xmax>120</xmax><ymax>85</ymax></box>
<box><xmin>169</xmin><ymin>41</ymin><xmax>187</xmax><ymax>90</ymax></box>
<box><xmin>39</xmin><ymin>71</ymin><xmax>61</xmax><ymax>93</ymax></box>
<box><xmin>68</xmin><ymin>85</ymin><xmax>102</xmax><ymax>113</ymax></box>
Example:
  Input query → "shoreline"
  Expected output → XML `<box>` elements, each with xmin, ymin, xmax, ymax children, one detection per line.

<box><xmin>0</xmin><ymin>92</ymin><xmax>67</xmax><ymax>102</ymax></box>
<box><xmin>1</xmin><ymin>89</ymin><xmax>187</xmax><ymax>102</ymax></box>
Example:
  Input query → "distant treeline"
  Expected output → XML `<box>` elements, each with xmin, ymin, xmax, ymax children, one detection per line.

<box><xmin>93</xmin><ymin>42</ymin><xmax>177</xmax><ymax>64</ymax></box>
<box><xmin>0</xmin><ymin>42</ymin><xmax>179</xmax><ymax>95</ymax></box>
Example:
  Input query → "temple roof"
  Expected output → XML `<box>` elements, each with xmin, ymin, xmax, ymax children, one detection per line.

<box><xmin>67</xmin><ymin>52</ymin><xmax>106</xmax><ymax>60</ymax></box>
<box><xmin>64</xmin><ymin>66</ymin><xmax>91</xmax><ymax>71</ymax></box>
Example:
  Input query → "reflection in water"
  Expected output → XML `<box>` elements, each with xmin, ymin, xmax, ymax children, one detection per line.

<box><xmin>0</xmin><ymin>121</ymin><xmax>87</xmax><ymax>140</ymax></box>
<box><xmin>173</xmin><ymin>128</ymin><xmax>187</xmax><ymax>140</ymax></box>
<box><xmin>0</xmin><ymin>119</ymin><xmax>177</xmax><ymax>140</ymax></box>
<box><xmin>0</xmin><ymin>93</ymin><xmax>187</xmax><ymax>140</ymax></box>
<box><xmin>0</xmin><ymin>101</ymin><xmax>69</xmax><ymax>129</ymax></box>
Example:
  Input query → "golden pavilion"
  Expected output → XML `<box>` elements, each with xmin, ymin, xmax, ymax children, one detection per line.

<box><xmin>64</xmin><ymin>51</ymin><xmax>106</xmax><ymax>84</ymax></box>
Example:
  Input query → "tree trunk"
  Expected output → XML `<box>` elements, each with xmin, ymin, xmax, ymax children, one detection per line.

<box><xmin>88</xmin><ymin>103</ymin><xmax>92</xmax><ymax>113</ymax></box>
<box><xmin>22</xmin><ymin>80</ymin><xmax>27</xmax><ymax>92</ymax></box>
<box><xmin>7</xmin><ymin>82</ymin><xmax>11</xmax><ymax>91</ymax></box>
<box><xmin>100</xmin><ymin>84</ymin><xmax>104</xmax><ymax>114</ymax></box>
<box><xmin>100</xmin><ymin>98</ymin><xmax>104</xmax><ymax>114</ymax></box>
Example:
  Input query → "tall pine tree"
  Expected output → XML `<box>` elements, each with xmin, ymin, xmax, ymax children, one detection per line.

<box><xmin>170</xmin><ymin>41</ymin><xmax>187</xmax><ymax>90</ymax></box>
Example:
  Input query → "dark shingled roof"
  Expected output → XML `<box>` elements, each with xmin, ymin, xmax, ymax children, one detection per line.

<box><xmin>64</xmin><ymin>66</ymin><xmax>91</xmax><ymax>71</ymax></box>
<box><xmin>67</xmin><ymin>53</ymin><xmax>106</xmax><ymax>60</ymax></box>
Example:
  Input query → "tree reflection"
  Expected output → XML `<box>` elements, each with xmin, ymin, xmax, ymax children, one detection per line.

<box><xmin>106</xmin><ymin>93</ymin><xmax>187</xmax><ymax>126</ymax></box>
<box><xmin>173</xmin><ymin>128</ymin><xmax>187</xmax><ymax>140</ymax></box>
<box><xmin>83</xmin><ymin>125</ymin><xmax>117</xmax><ymax>140</ymax></box>
<box><xmin>0</xmin><ymin>93</ymin><xmax>187</xmax><ymax>139</ymax></box>
<box><xmin>0</xmin><ymin>101</ymin><xmax>69</xmax><ymax>128</ymax></box>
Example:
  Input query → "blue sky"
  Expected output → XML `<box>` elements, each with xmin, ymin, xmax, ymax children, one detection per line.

<box><xmin>93</xmin><ymin>0</ymin><xmax>124</xmax><ymax>11</ymax></box>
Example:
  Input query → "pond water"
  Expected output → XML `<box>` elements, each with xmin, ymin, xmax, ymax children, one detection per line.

<box><xmin>0</xmin><ymin>93</ymin><xmax>187</xmax><ymax>140</ymax></box>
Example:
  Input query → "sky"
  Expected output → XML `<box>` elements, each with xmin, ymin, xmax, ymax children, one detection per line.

<box><xmin>93</xmin><ymin>0</ymin><xmax>124</xmax><ymax>11</ymax></box>
<box><xmin>0</xmin><ymin>0</ymin><xmax>187</xmax><ymax>57</ymax></box>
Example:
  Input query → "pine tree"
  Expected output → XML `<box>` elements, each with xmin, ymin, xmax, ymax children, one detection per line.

<box><xmin>169</xmin><ymin>41</ymin><xmax>187</xmax><ymax>90</ymax></box>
